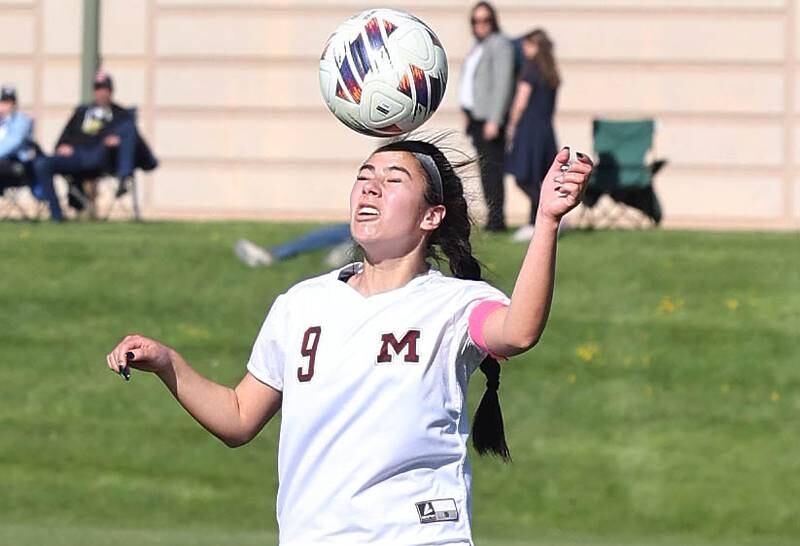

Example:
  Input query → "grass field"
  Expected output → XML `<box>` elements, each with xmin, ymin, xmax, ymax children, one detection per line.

<box><xmin>0</xmin><ymin>222</ymin><xmax>798</xmax><ymax>546</ymax></box>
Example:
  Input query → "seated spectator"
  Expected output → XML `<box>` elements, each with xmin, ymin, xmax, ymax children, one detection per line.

<box><xmin>35</xmin><ymin>70</ymin><xmax>157</xmax><ymax>214</ymax></box>
<box><xmin>0</xmin><ymin>84</ymin><xmax>64</xmax><ymax>221</ymax></box>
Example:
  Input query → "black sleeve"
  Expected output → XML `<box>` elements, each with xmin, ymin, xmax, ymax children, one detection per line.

<box><xmin>109</xmin><ymin>104</ymin><xmax>133</xmax><ymax>129</ymax></box>
<box><xmin>520</xmin><ymin>62</ymin><xmax>539</xmax><ymax>87</ymax></box>
<box><xmin>56</xmin><ymin>107</ymin><xmax>84</xmax><ymax>147</ymax></box>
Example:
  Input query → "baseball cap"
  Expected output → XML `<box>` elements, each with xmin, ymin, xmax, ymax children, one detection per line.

<box><xmin>1</xmin><ymin>84</ymin><xmax>17</xmax><ymax>102</ymax></box>
<box><xmin>93</xmin><ymin>70</ymin><xmax>113</xmax><ymax>91</ymax></box>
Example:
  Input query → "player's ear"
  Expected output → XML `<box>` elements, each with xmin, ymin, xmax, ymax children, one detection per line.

<box><xmin>420</xmin><ymin>204</ymin><xmax>446</xmax><ymax>232</ymax></box>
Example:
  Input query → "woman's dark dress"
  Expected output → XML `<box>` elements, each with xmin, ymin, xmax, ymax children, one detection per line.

<box><xmin>505</xmin><ymin>63</ymin><xmax>558</xmax><ymax>224</ymax></box>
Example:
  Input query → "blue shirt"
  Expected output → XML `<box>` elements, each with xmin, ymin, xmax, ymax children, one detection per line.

<box><xmin>0</xmin><ymin>110</ymin><xmax>34</xmax><ymax>161</ymax></box>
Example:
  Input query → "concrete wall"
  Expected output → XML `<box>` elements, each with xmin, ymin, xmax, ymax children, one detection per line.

<box><xmin>2</xmin><ymin>0</ymin><xmax>799</xmax><ymax>229</ymax></box>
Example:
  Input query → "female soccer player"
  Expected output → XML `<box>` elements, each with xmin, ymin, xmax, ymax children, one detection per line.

<box><xmin>105</xmin><ymin>138</ymin><xmax>592</xmax><ymax>545</ymax></box>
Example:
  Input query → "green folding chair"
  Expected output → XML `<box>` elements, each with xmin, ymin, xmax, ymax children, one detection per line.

<box><xmin>580</xmin><ymin>118</ymin><xmax>666</xmax><ymax>228</ymax></box>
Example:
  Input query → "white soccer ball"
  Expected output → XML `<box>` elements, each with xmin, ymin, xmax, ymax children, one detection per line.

<box><xmin>319</xmin><ymin>9</ymin><xmax>448</xmax><ymax>137</ymax></box>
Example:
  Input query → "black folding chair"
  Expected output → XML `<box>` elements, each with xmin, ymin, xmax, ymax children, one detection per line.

<box><xmin>65</xmin><ymin>163</ymin><xmax>142</xmax><ymax>221</ymax></box>
<box><xmin>0</xmin><ymin>157</ymin><xmax>47</xmax><ymax>221</ymax></box>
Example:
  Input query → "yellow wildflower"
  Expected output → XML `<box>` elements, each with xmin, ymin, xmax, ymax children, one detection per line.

<box><xmin>658</xmin><ymin>297</ymin><xmax>684</xmax><ymax>314</ymax></box>
<box><xmin>576</xmin><ymin>343</ymin><xmax>600</xmax><ymax>363</ymax></box>
<box><xmin>178</xmin><ymin>323</ymin><xmax>211</xmax><ymax>339</ymax></box>
<box><xmin>623</xmin><ymin>356</ymin><xmax>633</xmax><ymax>368</ymax></box>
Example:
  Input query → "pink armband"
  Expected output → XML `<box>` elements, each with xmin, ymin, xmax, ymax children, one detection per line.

<box><xmin>468</xmin><ymin>300</ymin><xmax>508</xmax><ymax>359</ymax></box>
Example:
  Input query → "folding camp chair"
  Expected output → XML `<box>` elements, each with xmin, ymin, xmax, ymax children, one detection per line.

<box><xmin>0</xmin><ymin>158</ymin><xmax>47</xmax><ymax>221</ymax></box>
<box><xmin>578</xmin><ymin>118</ymin><xmax>667</xmax><ymax>228</ymax></box>
<box><xmin>66</xmin><ymin>167</ymin><xmax>142</xmax><ymax>221</ymax></box>
<box><xmin>64</xmin><ymin>107</ymin><xmax>156</xmax><ymax>221</ymax></box>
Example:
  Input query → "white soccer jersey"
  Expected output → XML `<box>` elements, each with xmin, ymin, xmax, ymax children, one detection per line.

<box><xmin>247</xmin><ymin>264</ymin><xmax>509</xmax><ymax>546</ymax></box>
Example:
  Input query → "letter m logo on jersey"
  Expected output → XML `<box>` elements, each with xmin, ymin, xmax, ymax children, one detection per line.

<box><xmin>376</xmin><ymin>330</ymin><xmax>421</xmax><ymax>364</ymax></box>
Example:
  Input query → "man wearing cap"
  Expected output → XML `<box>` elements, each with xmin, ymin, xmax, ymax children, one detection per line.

<box><xmin>37</xmin><ymin>70</ymin><xmax>155</xmax><ymax>212</ymax></box>
<box><xmin>0</xmin><ymin>84</ymin><xmax>64</xmax><ymax>221</ymax></box>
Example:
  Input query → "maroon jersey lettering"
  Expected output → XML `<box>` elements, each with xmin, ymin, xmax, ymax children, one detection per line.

<box><xmin>298</xmin><ymin>326</ymin><xmax>321</xmax><ymax>382</ymax></box>
<box><xmin>377</xmin><ymin>330</ymin><xmax>421</xmax><ymax>363</ymax></box>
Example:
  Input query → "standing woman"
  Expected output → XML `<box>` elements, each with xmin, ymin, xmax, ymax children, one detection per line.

<box><xmin>459</xmin><ymin>2</ymin><xmax>515</xmax><ymax>232</ymax></box>
<box><xmin>506</xmin><ymin>29</ymin><xmax>561</xmax><ymax>242</ymax></box>
<box><xmin>105</xmin><ymin>137</ymin><xmax>592</xmax><ymax>546</ymax></box>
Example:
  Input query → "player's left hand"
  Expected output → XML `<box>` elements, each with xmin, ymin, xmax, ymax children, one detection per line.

<box><xmin>537</xmin><ymin>147</ymin><xmax>593</xmax><ymax>222</ymax></box>
<box><xmin>106</xmin><ymin>334</ymin><xmax>174</xmax><ymax>379</ymax></box>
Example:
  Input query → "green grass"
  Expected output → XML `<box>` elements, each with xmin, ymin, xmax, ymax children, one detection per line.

<box><xmin>0</xmin><ymin>222</ymin><xmax>798</xmax><ymax>546</ymax></box>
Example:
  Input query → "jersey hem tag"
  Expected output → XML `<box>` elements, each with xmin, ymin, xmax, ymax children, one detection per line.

<box><xmin>415</xmin><ymin>498</ymin><xmax>459</xmax><ymax>524</ymax></box>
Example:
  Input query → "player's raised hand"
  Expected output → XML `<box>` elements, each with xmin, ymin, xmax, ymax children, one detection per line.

<box><xmin>106</xmin><ymin>334</ymin><xmax>174</xmax><ymax>379</ymax></box>
<box><xmin>538</xmin><ymin>147</ymin><xmax>594</xmax><ymax>222</ymax></box>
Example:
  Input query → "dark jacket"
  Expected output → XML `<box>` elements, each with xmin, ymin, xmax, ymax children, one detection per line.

<box><xmin>56</xmin><ymin>102</ymin><xmax>157</xmax><ymax>172</ymax></box>
<box><xmin>56</xmin><ymin>102</ymin><xmax>133</xmax><ymax>148</ymax></box>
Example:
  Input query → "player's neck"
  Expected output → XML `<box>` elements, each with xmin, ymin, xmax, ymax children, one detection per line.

<box><xmin>350</xmin><ymin>253</ymin><xmax>429</xmax><ymax>297</ymax></box>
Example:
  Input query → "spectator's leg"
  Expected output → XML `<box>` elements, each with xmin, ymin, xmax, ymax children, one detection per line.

<box><xmin>29</xmin><ymin>156</ymin><xmax>69</xmax><ymax>222</ymax></box>
<box><xmin>481</xmin><ymin>134</ymin><xmax>507</xmax><ymax>231</ymax></box>
<box><xmin>528</xmin><ymin>180</ymin><xmax>541</xmax><ymax>226</ymax></box>
<box><xmin>65</xmin><ymin>176</ymin><xmax>88</xmax><ymax>211</ymax></box>
<box><xmin>271</xmin><ymin>223</ymin><xmax>352</xmax><ymax>261</ymax></box>
<box><xmin>234</xmin><ymin>239</ymin><xmax>273</xmax><ymax>267</ymax></box>
<box><xmin>508</xmin><ymin>179</ymin><xmax>539</xmax><ymax>242</ymax></box>
<box><xmin>468</xmin><ymin>119</ymin><xmax>506</xmax><ymax>232</ymax></box>
<box><xmin>29</xmin><ymin>156</ymin><xmax>64</xmax><ymax>221</ymax></box>
<box><xmin>49</xmin><ymin>148</ymin><xmax>108</xmax><ymax>215</ymax></box>
<box><xmin>112</xmin><ymin>120</ymin><xmax>137</xmax><ymax>192</ymax></box>
<box><xmin>35</xmin><ymin>158</ymin><xmax>84</xmax><ymax>212</ymax></box>
<box><xmin>324</xmin><ymin>241</ymin><xmax>355</xmax><ymax>268</ymax></box>
<box><xmin>75</xmin><ymin>145</ymin><xmax>111</xmax><ymax>172</ymax></box>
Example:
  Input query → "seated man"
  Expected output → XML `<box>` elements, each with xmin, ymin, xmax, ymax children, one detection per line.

<box><xmin>36</xmin><ymin>70</ymin><xmax>157</xmax><ymax>213</ymax></box>
<box><xmin>0</xmin><ymin>84</ymin><xmax>64</xmax><ymax>221</ymax></box>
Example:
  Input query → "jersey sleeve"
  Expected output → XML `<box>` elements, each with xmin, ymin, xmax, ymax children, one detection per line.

<box><xmin>455</xmin><ymin>281</ymin><xmax>510</xmax><ymax>374</ymax></box>
<box><xmin>246</xmin><ymin>293</ymin><xmax>289</xmax><ymax>392</ymax></box>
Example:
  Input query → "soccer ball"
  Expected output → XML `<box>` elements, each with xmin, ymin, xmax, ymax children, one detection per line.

<box><xmin>319</xmin><ymin>9</ymin><xmax>448</xmax><ymax>137</ymax></box>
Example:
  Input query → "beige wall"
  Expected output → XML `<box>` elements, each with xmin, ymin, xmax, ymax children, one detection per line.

<box><xmin>2</xmin><ymin>0</ymin><xmax>799</xmax><ymax>229</ymax></box>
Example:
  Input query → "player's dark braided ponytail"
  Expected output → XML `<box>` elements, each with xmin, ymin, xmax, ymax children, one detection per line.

<box><xmin>376</xmin><ymin>138</ymin><xmax>511</xmax><ymax>463</ymax></box>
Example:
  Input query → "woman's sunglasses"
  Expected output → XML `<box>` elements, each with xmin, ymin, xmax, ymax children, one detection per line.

<box><xmin>471</xmin><ymin>16</ymin><xmax>493</xmax><ymax>26</ymax></box>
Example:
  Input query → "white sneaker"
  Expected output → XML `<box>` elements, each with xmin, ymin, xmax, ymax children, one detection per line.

<box><xmin>324</xmin><ymin>241</ymin><xmax>353</xmax><ymax>268</ymax></box>
<box><xmin>234</xmin><ymin>239</ymin><xmax>274</xmax><ymax>267</ymax></box>
<box><xmin>511</xmin><ymin>224</ymin><xmax>535</xmax><ymax>242</ymax></box>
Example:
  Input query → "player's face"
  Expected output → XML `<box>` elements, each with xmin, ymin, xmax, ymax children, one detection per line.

<box><xmin>350</xmin><ymin>151</ymin><xmax>445</xmax><ymax>260</ymax></box>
